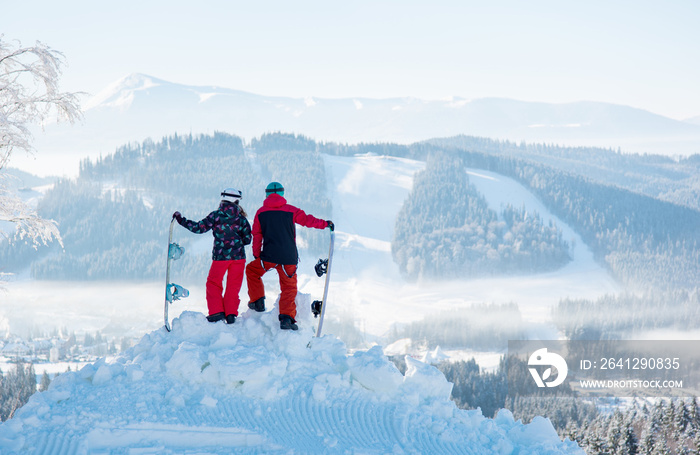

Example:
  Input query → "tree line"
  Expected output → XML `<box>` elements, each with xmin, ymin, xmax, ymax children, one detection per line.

<box><xmin>388</xmin><ymin>302</ymin><xmax>526</xmax><ymax>351</ymax></box>
<box><xmin>553</xmin><ymin>289</ymin><xmax>700</xmax><ymax>339</ymax></box>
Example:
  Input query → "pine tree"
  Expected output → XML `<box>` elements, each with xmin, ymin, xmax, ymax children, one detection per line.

<box><xmin>607</xmin><ymin>411</ymin><xmax>624</xmax><ymax>454</ymax></box>
<box><xmin>676</xmin><ymin>400</ymin><xmax>692</xmax><ymax>443</ymax></box>
<box><xmin>692</xmin><ymin>431</ymin><xmax>700</xmax><ymax>455</ymax></box>
<box><xmin>641</xmin><ymin>427</ymin><xmax>656</xmax><ymax>455</ymax></box>
<box><xmin>564</xmin><ymin>421</ymin><xmax>582</xmax><ymax>446</ymax></box>
<box><xmin>586</xmin><ymin>426</ymin><xmax>608</xmax><ymax>455</ymax></box>
<box><xmin>619</xmin><ymin>425</ymin><xmax>639</xmax><ymax>455</ymax></box>
<box><xmin>690</xmin><ymin>397</ymin><xmax>700</xmax><ymax>438</ymax></box>
<box><xmin>39</xmin><ymin>371</ymin><xmax>51</xmax><ymax>392</ymax></box>
<box><xmin>653</xmin><ymin>437</ymin><xmax>672</xmax><ymax>455</ymax></box>
<box><xmin>621</xmin><ymin>410</ymin><xmax>640</xmax><ymax>455</ymax></box>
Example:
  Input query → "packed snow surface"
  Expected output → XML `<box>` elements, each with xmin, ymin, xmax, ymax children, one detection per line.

<box><xmin>0</xmin><ymin>294</ymin><xmax>581</xmax><ymax>454</ymax></box>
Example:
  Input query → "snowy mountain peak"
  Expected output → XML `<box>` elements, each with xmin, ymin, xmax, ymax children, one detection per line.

<box><xmin>54</xmin><ymin>73</ymin><xmax>700</xmax><ymax>166</ymax></box>
<box><xmin>84</xmin><ymin>73</ymin><xmax>164</xmax><ymax>111</ymax></box>
<box><xmin>0</xmin><ymin>293</ymin><xmax>581</xmax><ymax>453</ymax></box>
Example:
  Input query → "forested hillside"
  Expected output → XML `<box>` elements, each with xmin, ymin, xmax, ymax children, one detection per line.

<box><xmin>1</xmin><ymin>132</ymin><xmax>331</xmax><ymax>280</ymax></box>
<box><xmin>392</xmin><ymin>153</ymin><xmax>571</xmax><ymax>279</ymax></box>
<box><xmin>422</xmin><ymin>144</ymin><xmax>700</xmax><ymax>290</ymax></box>
<box><xmin>2</xmin><ymin>132</ymin><xmax>698</xmax><ymax>291</ymax></box>
<box><xmin>321</xmin><ymin>135</ymin><xmax>699</xmax><ymax>289</ymax></box>
<box><xmin>428</xmin><ymin>135</ymin><xmax>700</xmax><ymax>211</ymax></box>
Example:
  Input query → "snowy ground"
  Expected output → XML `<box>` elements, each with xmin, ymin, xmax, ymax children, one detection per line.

<box><xmin>1</xmin><ymin>153</ymin><xmax>620</xmax><ymax>361</ymax></box>
<box><xmin>0</xmin><ymin>296</ymin><xmax>582</xmax><ymax>454</ymax></box>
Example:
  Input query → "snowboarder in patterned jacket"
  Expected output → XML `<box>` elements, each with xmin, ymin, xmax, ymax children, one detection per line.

<box><xmin>173</xmin><ymin>188</ymin><xmax>252</xmax><ymax>324</ymax></box>
<box><xmin>246</xmin><ymin>182</ymin><xmax>333</xmax><ymax>330</ymax></box>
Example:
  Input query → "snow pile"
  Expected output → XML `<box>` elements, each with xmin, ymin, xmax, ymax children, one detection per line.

<box><xmin>421</xmin><ymin>346</ymin><xmax>451</xmax><ymax>365</ymax></box>
<box><xmin>0</xmin><ymin>293</ymin><xmax>582</xmax><ymax>454</ymax></box>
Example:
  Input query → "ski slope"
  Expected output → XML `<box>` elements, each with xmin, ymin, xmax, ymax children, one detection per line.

<box><xmin>297</xmin><ymin>154</ymin><xmax>619</xmax><ymax>337</ymax></box>
<box><xmin>0</xmin><ymin>295</ymin><xmax>582</xmax><ymax>454</ymax></box>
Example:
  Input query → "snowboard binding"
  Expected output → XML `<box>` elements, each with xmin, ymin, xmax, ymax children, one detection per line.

<box><xmin>314</xmin><ymin>258</ymin><xmax>329</xmax><ymax>277</ymax></box>
<box><xmin>311</xmin><ymin>300</ymin><xmax>323</xmax><ymax>318</ymax></box>
<box><xmin>168</xmin><ymin>242</ymin><xmax>185</xmax><ymax>260</ymax></box>
<box><xmin>166</xmin><ymin>283</ymin><xmax>189</xmax><ymax>302</ymax></box>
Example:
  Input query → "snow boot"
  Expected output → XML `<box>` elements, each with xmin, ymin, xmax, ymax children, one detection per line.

<box><xmin>206</xmin><ymin>312</ymin><xmax>225</xmax><ymax>323</ymax></box>
<box><xmin>225</xmin><ymin>314</ymin><xmax>237</xmax><ymax>324</ymax></box>
<box><xmin>279</xmin><ymin>314</ymin><xmax>298</xmax><ymax>331</ymax></box>
<box><xmin>248</xmin><ymin>297</ymin><xmax>265</xmax><ymax>313</ymax></box>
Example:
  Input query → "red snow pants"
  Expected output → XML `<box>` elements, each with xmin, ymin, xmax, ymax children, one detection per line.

<box><xmin>246</xmin><ymin>259</ymin><xmax>298</xmax><ymax>320</ymax></box>
<box><xmin>206</xmin><ymin>259</ymin><xmax>246</xmax><ymax>317</ymax></box>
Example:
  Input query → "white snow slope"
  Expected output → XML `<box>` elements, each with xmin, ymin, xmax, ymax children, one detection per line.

<box><xmin>0</xmin><ymin>295</ymin><xmax>581</xmax><ymax>454</ymax></box>
<box><xmin>311</xmin><ymin>154</ymin><xmax>618</xmax><ymax>337</ymax></box>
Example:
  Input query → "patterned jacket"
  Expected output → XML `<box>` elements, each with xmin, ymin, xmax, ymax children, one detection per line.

<box><xmin>178</xmin><ymin>201</ymin><xmax>252</xmax><ymax>261</ymax></box>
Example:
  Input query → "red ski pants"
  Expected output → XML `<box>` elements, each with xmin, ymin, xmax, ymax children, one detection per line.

<box><xmin>246</xmin><ymin>259</ymin><xmax>298</xmax><ymax>320</ymax></box>
<box><xmin>206</xmin><ymin>259</ymin><xmax>246</xmax><ymax>317</ymax></box>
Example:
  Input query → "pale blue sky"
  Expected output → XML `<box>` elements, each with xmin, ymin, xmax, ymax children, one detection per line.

<box><xmin>3</xmin><ymin>0</ymin><xmax>699</xmax><ymax>120</ymax></box>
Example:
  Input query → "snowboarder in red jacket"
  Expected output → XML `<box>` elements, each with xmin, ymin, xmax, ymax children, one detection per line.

<box><xmin>173</xmin><ymin>188</ymin><xmax>251</xmax><ymax>324</ymax></box>
<box><xmin>246</xmin><ymin>182</ymin><xmax>333</xmax><ymax>330</ymax></box>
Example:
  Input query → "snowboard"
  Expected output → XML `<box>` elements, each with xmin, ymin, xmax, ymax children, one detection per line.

<box><xmin>164</xmin><ymin>217</ymin><xmax>189</xmax><ymax>332</ymax></box>
<box><xmin>312</xmin><ymin>229</ymin><xmax>335</xmax><ymax>337</ymax></box>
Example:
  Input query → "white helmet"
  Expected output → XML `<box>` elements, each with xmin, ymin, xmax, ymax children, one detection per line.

<box><xmin>221</xmin><ymin>188</ymin><xmax>242</xmax><ymax>203</ymax></box>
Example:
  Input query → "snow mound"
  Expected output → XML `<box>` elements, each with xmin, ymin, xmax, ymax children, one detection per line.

<box><xmin>421</xmin><ymin>345</ymin><xmax>451</xmax><ymax>365</ymax></box>
<box><xmin>0</xmin><ymin>293</ymin><xmax>582</xmax><ymax>454</ymax></box>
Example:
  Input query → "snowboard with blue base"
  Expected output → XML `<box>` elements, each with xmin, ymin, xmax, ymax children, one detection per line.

<box><xmin>164</xmin><ymin>217</ymin><xmax>189</xmax><ymax>332</ymax></box>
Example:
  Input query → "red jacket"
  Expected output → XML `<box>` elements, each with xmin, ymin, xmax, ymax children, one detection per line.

<box><xmin>252</xmin><ymin>193</ymin><xmax>327</xmax><ymax>265</ymax></box>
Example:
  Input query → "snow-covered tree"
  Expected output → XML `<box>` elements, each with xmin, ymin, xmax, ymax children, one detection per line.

<box><xmin>0</xmin><ymin>36</ymin><xmax>82</xmax><ymax>251</ymax></box>
<box><xmin>39</xmin><ymin>371</ymin><xmax>51</xmax><ymax>392</ymax></box>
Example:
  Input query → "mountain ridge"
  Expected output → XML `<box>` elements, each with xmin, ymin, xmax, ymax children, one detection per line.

<box><xmin>25</xmin><ymin>72</ymin><xmax>700</xmax><ymax>179</ymax></box>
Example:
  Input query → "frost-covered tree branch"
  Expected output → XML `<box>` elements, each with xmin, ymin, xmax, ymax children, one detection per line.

<box><xmin>0</xmin><ymin>174</ymin><xmax>62</xmax><ymax>249</ymax></box>
<box><xmin>1</xmin><ymin>36</ymin><xmax>83</xmax><ymax>169</ymax></box>
<box><xmin>0</xmin><ymin>36</ymin><xmax>82</xmax><ymax>251</ymax></box>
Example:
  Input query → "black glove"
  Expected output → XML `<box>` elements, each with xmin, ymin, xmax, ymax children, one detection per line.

<box><xmin>173</xmin><ymin>211</ymin><xmax>183</xmax><ymax>224</ymax></box>
<box><xmin>326</xmin><ymin>220</ymin><xmax>334</xmax><ymax>231</ymax></box>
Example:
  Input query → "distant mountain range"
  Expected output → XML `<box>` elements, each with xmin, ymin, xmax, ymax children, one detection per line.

<box><xmin>684</xmin><ymin>115</ymin><xmax>700</xmax><ymax>126</ymax></box>
<box><xmin>30</xmin><ymin>73</ymin><xmax>700</xmax><ymax>172</ymax></box>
